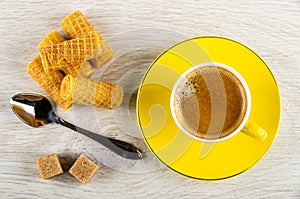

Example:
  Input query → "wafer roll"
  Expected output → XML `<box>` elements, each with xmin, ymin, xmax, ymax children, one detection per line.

<box><xmin>38</xmin><ymin>30</ymin><xmax>65</xmax><ymax>50</ymax></box>
<box><xmin>38</xmin><ymin>30</ymin><xmax>71</xmax><ymax>73</ymax></box>
<box><xmin>60</xmin><ymin>75</ymin><xmax>123</xmax><ymax>109</ymax></box>
<box><xmin>40</xmin><ymin>33</ymin><xmax>103</xmax><ymax>67</ymax></box>
<box><xmin>26</xmin><ymin>56</ymin><xmax>72</xmax><ymax>110</ymax></box>
<box><xmin>38</xmin><ymin>30</ymin><xmax>95</xmax><ymax>77</ymax></box>
<box><xmin>60</xmin><ymin>10</ymin><xmax>100</xmax><ymax>38</ymax></box>
<box><xmin>86</xmin><ymin>42</ymin><xmax>114</xmax><ymax>68</ymax></box>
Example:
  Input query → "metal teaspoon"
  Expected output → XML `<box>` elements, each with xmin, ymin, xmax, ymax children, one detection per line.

<box><xmin>10</xmin><ymin>93</ymin><xmax>143</xmax><ymax>160</ymax></box>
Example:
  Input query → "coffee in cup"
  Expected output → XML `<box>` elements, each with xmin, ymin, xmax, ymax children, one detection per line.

<box><xmin>170</xmin><ymin>62</ymin><xmax>257</xmax><ymax>142</ymax></box>
<box><xmin>173</xmin><ymin>65</ymin><xmax>248</xmax><ymax>140</ymax></box>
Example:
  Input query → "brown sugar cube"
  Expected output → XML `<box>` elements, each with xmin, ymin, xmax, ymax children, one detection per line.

<box><xmin>36</xmin><ymin>153</ymin><xmax>63</xmax><ymax>180</ymax></box>
<box><xmin>69</xmin><ymin>155</ymin><xmax>99</xmax><ymax>184</ymax></box>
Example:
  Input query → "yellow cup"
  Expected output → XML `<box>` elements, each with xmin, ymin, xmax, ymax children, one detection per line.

<box><xmin>170</xmin><ymin>62</ymin><xmax>267</xmax><ymax>143</ymax></box>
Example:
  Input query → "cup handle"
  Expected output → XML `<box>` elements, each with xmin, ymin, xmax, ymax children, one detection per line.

<box><xmin>241</xmin><ymin>122</ymin><xmax>268</xmax><ymax>141</ymax></box>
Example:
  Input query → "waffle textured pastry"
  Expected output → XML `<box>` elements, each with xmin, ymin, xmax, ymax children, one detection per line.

<box><xmin>39</xmin><ymin>30</ymin><xmax>95</xmax><ymax>77</ymax></box>
<box><xmin>38</xmin><ymin>30</ymin><xmax>65</xmax><ymax>50</ymax></box>
<box><xmin>61</xmin><ymin>10</ymin><xmax>100</xmax><ymax>38</ymax></box>
<box><xmin>40</xmin><ymin>33</ymin><xmax>103</xmax><ymax>67</ymax></box>
<box><xmin>38</xmin><ymin>30</ymin><xmax>70</xmax><ymax>73</ymax></box>
<box><xmin>26</xmin><ymin>11</ymin><xmax>116</xmax><ymax>111</ymax></box>
<box><xmin>60</xmin><ymin>74</ymin><xmax>123</xmax><ymax>109</ymax></box>
<box><xmin>86</xmin><ymin>42</ymin><xmax>114</xmax><ymax>68</ymax></box>
<box><xmin>60</xmin><ymin>11</ymin><xmax>114</xmax><ymax>68</ymax></box>
<box><xmin>26</xmin><ymin>56</ymin><xmax>72</xmax><ymax>110</ymax></box>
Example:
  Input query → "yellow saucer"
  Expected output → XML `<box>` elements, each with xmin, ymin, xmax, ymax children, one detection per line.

<box><xmin>136</xmin><ymin>37</ymin><xmax>281</xmax><ymax>180</ymax></box>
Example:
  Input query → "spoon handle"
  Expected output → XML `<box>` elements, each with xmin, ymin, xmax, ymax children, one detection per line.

<box><xmin>57</xmin><ymin>118</ymin><xmax>143</xmax><ymax>160</ymax></box>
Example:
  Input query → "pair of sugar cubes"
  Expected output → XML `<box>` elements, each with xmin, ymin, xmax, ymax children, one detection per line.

<box><xmin>36</xmin><ymin>153</ymin><xmax>99</xmax><ymax>184</ymax></box>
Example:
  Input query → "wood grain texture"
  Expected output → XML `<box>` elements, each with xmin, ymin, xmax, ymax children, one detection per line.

<box><xmin>0</xmin><ymin>0</ymin><xmax>299</xmax><ymax>198</ymax></box>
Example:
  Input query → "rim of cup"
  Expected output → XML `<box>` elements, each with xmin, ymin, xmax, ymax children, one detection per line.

<box><xmin>170</xmin><ymin>62</ymin><xmax>252</xmax><ymax>143</ymax></box>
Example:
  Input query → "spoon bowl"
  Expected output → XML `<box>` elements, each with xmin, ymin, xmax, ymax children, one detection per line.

<box><xmin>10</xmin><ymin>93</ymin><xmax>143</xmax><ymax>160</ymax></box>
<box><xmin>11</xmin><ymin>94</ymin><xmax>54</xmax><ymax>127</ymax></box>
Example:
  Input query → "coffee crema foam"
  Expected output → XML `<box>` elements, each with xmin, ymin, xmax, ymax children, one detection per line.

<box><xmin>174</xmin><ymin>66</ymin><xmax>247</xmax><ymax>140</ymax></box>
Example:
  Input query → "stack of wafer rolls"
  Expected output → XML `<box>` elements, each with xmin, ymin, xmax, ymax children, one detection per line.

<box><xmin>27</xmin><ymin>31</ymin><xmax>72</xmax><ymax>110</ymax></box>
<box><xmin>26</xmin><ymin>11</ymin><xmax>121</xmax><ymax>110</ymax></box>
<box><xmin>60</xmin><ymin>11</ymin><xmax>114</xmax><ymax>68</ymax></box>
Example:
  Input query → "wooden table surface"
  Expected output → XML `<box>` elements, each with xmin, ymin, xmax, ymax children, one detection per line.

<box><xmin>0</xmin><ymin>0</ymin><xmax>299</xmax><ymax>198</ymax></box>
